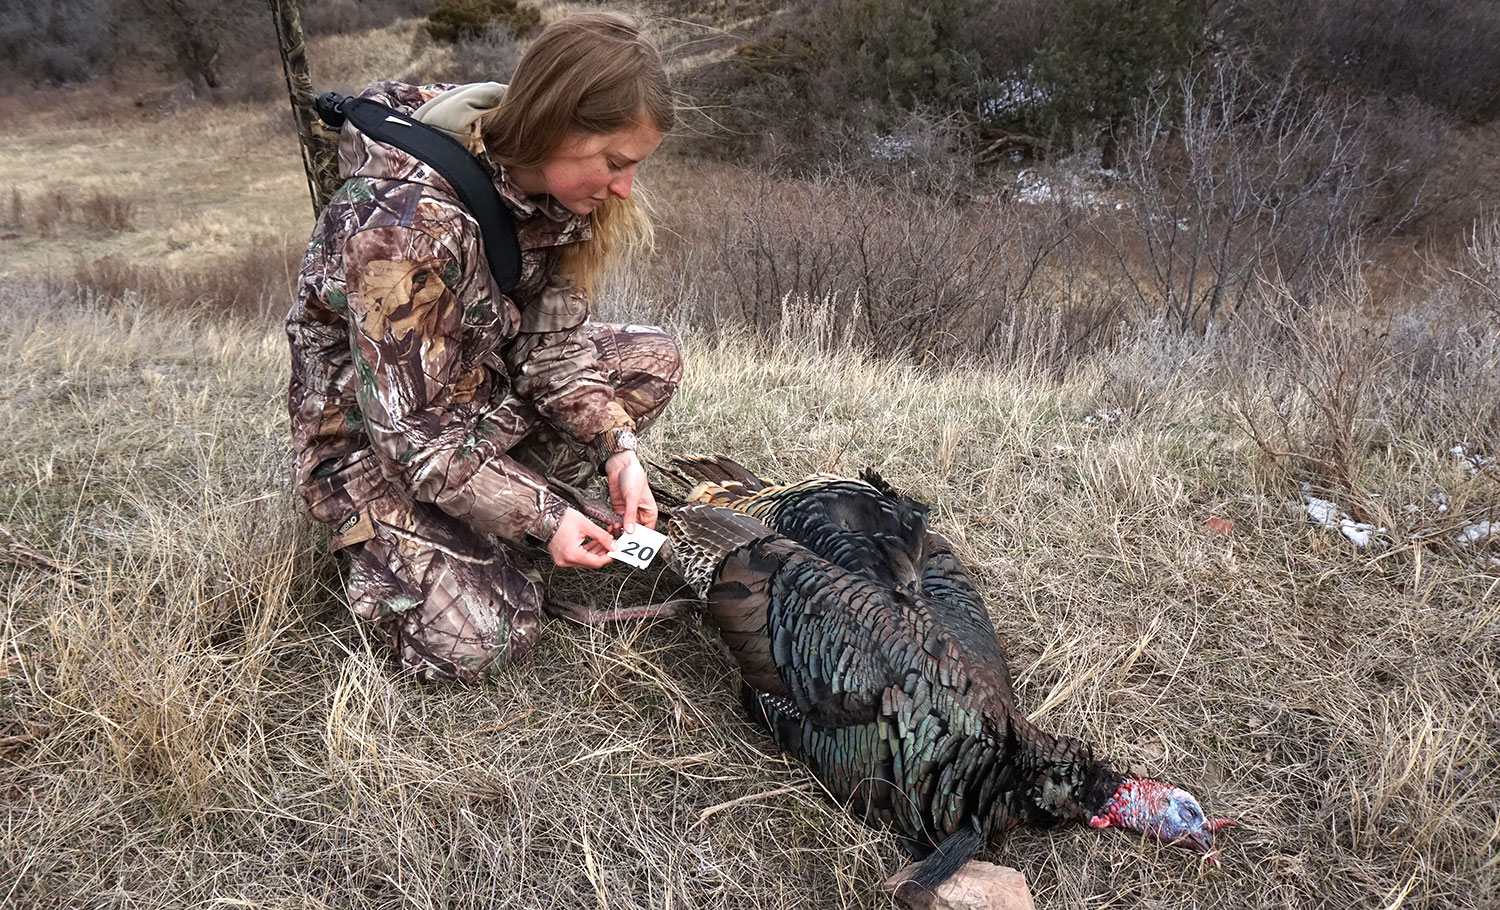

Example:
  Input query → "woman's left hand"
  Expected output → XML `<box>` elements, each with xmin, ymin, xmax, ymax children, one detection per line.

<box><xmin>605</xmin><ymin>450</ymin><xmax>657</xmax><ymax>531</ymax></box>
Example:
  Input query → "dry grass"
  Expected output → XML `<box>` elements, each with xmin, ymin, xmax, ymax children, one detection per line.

<box><xmin>2</xmin><ymin>187</ymin><xmax>139</xmax><ymax>237</ymax></box>
<box><xmin>1</xmin><ymin>43</ymin><xmax>1497</xmax><ymax>910</ymax></box>
<box><xmin>1</xmin><ymin>282</ymin><xmax>1496</xmax><ymax>908</ymax></box>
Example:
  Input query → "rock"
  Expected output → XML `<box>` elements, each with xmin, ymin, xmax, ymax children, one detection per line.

<box><xmin>884</xmin><ymin>860</ymin><xmax>1035</xmax><ymax>910</ymax></box>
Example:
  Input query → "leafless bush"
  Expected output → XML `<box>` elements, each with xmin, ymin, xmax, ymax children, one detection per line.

<box><xmin>0</xmin><ymin>0</ymin><xmax>119</xmax><ymax>84</ymax></box>
<box><xmin>2</xmin><ymin>186</ymin><xmax>136</xmax><ymax>236</ymax></box>
<box><xmin>1112</xmin><ymin>56</ymin><xmax>1407</xmax><ymax>332</ymax></box>
<box><xmin>1228</xmin><ymin>252</ymin><xmax>1500</xmax><ymax>542</ymax></box>
<box><xmin>126</xmin><ymin>0</ymin><xmax>265</xmax><ymax>90</ymax></box>
<box><xmin>1456</xmin><ymin>213</ymin><xmax>1500</xmax><ymax>327</ymax></box>
<box><xmin>63</xmin><ymin>242</ymin><xmax>301</xmax><ymax>323</ymax></box>
<box><xmin>1356</xmin><ymin>93</ymin><xmax>1481</xmax><ymax>234</ymax></box>
<box><xmin>1230</xmin><ymin>0</ymin><xmax>1500</xmax><ymax>123</ymax></box>
<box><xmin>646</xmin><ymin>169</ymin><xmax>1120</xmax><ymax>367</ymax></box>
<box><xmin>426</xmin><ymin>21</ymin><xmax>527</xmax><ymax>85</ymax></box>
<box><xmin>1230</xmin><ymin>262</ymin><xmax>1390</xmax><ymax>523</ymax></box>
<box><xmin>1383</xmin><ymin>298</ymin><xmax>1500</xmax><ymax>457</ymax></box>
<box><xmin>79</xmin><ymin>191</ymin><xmax>138</xmax><ymax>232</ymax></box>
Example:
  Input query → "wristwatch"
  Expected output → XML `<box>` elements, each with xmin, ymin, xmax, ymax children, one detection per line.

<box><xmin>594</xmin><ymin>426</ymin><xmax>639</xmax><ymax>468</ymax></box>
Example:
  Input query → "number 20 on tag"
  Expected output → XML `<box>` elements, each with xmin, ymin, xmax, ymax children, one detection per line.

<box><xmin>609</xmin><ymin>525</ymin><xmax>667</xmax><ymax>570</ymax></box>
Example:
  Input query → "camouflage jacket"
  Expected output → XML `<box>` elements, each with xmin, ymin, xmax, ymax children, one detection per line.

<box><xmin>285</xmin><ymin>81</ymin><xmax>634</xmax><ymax>547</ymax></box>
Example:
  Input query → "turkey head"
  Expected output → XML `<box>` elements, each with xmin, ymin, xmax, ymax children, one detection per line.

<box><xmin>1088</xmin><ymin>777</ymin><xmax>1236</xmax><ymax>864</ymax></box>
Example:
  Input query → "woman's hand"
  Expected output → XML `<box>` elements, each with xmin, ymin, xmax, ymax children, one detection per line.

<box><xmin>547</xmin><ymin>508</ymin><xmax>617</xmax><ymax>569</ymax></box>
<box><xmin>605</xmin><ymin>450</ymin><xmax>657</xmax><ymax>531</ymax></box>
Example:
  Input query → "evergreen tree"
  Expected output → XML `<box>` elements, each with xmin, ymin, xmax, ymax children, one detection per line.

<box><xmin>1033</xmin><ymin>0</ymin><xmax>1202</xmax><ymax>165</ymax></box>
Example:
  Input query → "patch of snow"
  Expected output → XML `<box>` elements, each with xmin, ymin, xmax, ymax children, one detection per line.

<box><xmin>1303</xmin><ymin>493</ymin><xmax>1385</xmax><ymax>549</ymax></box>
<box><xmin>1338</xmin><ymin>518</ymin><xmax>1384</xmax><ymax>549</ymax></box>
<box><xmin>1082</xmin><ymin>407</ymin><xmax>1124</xmax><ymax>427</ymax></box>
<box><xmin>1014</xmin><ymin>168</ymin><xmax>1115</xmax><ymax>208</ymax></box>
<box><xmin>869</xmin><ymin>134</ymin><xmax>915</xmax><ymax>161</ymax></box>
<box><xmin>1451</xmin><ymin>444</ymin><xmax>1494</xmax><ymax>474</ymax></box>
<box><xmin>1458</xmin><ymin>521</ymin><xmax>1497</xmax><ymax>547</ymax></box>
<box><xmin>983</xmin><ymin>76</ymin><xmax>1047</xmax><ymax>119</ymax></box>
<box><xmin>1305</xmin><ymin>496</ymin><xmax>1340</xmax><ymax>528</ymax></box>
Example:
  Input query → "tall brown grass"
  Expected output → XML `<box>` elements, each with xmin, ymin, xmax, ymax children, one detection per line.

<box><xmin>58</xmin><ymin>239</ymin><xmax>304</xmax><ymax>323</ymax></box>
<box><xmin>3</xmin><ymin>230</ymin><xmax>1496</xmax><ymax>905</ymax></box>
<box><xmin>3</xmin><ymin>186</ymin><xmax>139</xmax><ymax>237</ymax></box>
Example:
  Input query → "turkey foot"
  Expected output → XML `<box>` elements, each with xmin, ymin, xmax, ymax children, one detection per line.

<box><xmin>884</xmin><ymin>860</ymin><xmax>1034</xmax><ymax>910</ymax></box>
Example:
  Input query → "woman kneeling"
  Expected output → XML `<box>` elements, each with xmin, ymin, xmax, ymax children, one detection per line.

<box><xmin>285</xmin><ymin>13</ymin><xmax>681</xmax><ymax>682</ymax></box>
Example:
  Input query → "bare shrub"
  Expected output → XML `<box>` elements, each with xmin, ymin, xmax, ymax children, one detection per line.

<box><xmin>425</xmin><ymin>0</ymin><xmax>538</xmax><ymax>43</ymax></box>
<box><xmin>124</xmin><ymin>0</ymin><xmax>265</xmax><ymax>90</ymax></box>
<box><xmin>1230</xmin><ymin>254</ymin><xmax>1500</xmax><ymax>541</ymax></box>
<box><xmin>1356</xmin><ymin>93</ymin><xmax>1483</xmax><ymax>234</ymax></box>
<box><xmin>1456</xmin><ymin>213</ymin><xmax>1500</xmax><ymax>327</ymax></box>
<box><xmin>426</xmin><ymin>21</ymin><xmax>527</xmax><ymax>85</ymax></box>
<box><xmin>64</xmin><ymin>241</ymin><xmax>301</xmax><ymax>323</ymax></box>
<box><xmin>1229</xmin><ymin>262</ymin><xmax>1386</xmax><ymax>521</ymax></box>
<box><xmin>1230</xmin><ymin>0</ymin><xmax>1500</xmax><ymax>123</ymax></box>
<box><xmin>0</xmin><ymin>0</ymin><xmax>119</xmax><ymax>84</ymax></box>
<box><xmin>1382</xmin><ymin>297</ymin><xmax>1500</xmax><ymax>458</ymax></box>
<box><xmin>1113</xmin><ymin>56</ymin><xmax>1406</xmax><ymax>332</ymax></box>
<box><xmin>645</xmin><ymin>168</ymin><xmax>1119</xmax><ymax>368</ymax></box>
<box><xmin>4</xmin><ymin>186</ymin><xmax>138</xmax><ymax>236</ymax></box>
<box><xmin>79</xmin><ymin>190</ymin><xmax>138</xmax><ymax>232</ymax></box>
<box><xmin>5</xmin><ymin>188</ymin><xmax>76</xmax><ymax>237</ymax></box>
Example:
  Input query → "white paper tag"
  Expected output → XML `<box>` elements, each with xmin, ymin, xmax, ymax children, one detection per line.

<box><xmin>609</xmin><ymin>525</ymin><xmax>668</xmax><ymax>570</ymax></box>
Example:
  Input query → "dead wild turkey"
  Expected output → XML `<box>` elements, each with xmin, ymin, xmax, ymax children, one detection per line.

<box><xmin>655</xmin><ymin>456</ymin><xmax>1234</xmax><ymax>897</ymax></box>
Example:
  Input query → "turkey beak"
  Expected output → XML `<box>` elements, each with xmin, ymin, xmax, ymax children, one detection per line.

<box><xmin>1172</xmin><ymin>829</ymin><xmax>1216</xmax><ymax>856</ymax></box>
<box><xmin>1174</xmin><ymin>818</ymin><xmax>1234</xmax><ymax>864</ymax></box>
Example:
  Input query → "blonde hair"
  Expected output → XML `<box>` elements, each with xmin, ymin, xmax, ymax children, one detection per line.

<box><xmin>479</xmin><ymin>12</ymin><xmax>674</xmax><ymax>294</ymax></box>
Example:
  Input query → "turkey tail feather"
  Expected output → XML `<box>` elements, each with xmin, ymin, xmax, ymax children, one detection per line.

<box><xmin>894</xmin><ymin>818</ymin><xmax>986</xmax><ymax>901</ymax></box>
<box><xmin>669</xmin><ymin>455</ymin><xmax>771</xmax><ymax>491</ymax></box>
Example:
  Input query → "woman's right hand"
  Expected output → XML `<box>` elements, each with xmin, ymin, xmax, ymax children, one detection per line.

<box><xmin>546</xmin><ymin>508</ymin><xmax>617</xmax><ymax>569</ymax></box>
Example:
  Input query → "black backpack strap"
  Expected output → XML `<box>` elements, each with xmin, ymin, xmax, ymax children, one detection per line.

<box><xmin>315</xmin><ymin>92</ymin><xmax>523</xmax><ymax>293</ymax></box>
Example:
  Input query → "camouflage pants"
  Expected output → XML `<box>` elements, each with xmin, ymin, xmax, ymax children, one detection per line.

<box><xmin>340</xmin><ymin>323</ymin><xmax>682</xmax><ymax>683</ymax></box>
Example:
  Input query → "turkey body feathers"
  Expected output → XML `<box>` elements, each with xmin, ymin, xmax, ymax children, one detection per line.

<box><xmin>662</xmin><ymin>457</ymin><xmax>1123</xmax><ymax>852</ymax></box>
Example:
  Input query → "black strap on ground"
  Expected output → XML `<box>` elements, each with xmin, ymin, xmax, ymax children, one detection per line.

<box><xmin>316</xmin><ymin>93</ymin><xmax>523</xmax><ymax>293</ymax></box>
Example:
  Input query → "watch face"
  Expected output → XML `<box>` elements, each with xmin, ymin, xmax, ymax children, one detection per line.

<box><xmin>614</xmin><ymin>428</ymin><xmax>639</xmax><ymax>452</ymax></box>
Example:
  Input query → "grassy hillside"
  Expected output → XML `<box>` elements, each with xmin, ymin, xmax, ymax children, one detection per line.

<box><xmin>1</xmin><ymin>13</ymin><xmax>1498</xmax><ymax>910</ymax></box>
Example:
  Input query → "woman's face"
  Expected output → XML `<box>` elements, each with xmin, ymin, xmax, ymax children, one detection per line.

<box><xmin>514</xmin><ymin>121</ymin><xmax>664</xmax><ymax>216</ymax></box>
